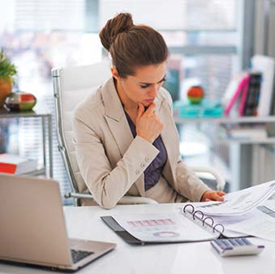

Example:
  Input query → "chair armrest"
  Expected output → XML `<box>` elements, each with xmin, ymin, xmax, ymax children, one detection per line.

<box><xmin>64</xmin><ymin>192</ymin><xmax>158</xmax><ymax>205</ymax></box>
<box><xmin>64</xmin><ymin>192</ymin><xmax>93</xmax><ymax>199</ymax></box>
<box><xmin>192</xmin><ymin>167</ymin><xmax>226</xmax><ymax>191</ymax></box>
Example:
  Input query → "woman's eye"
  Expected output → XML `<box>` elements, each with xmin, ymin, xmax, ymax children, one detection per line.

<box><xmin>140</xmin><ymin>84</ymin><xmax>150</xmax><ymax>89</ymax></box>
<box><xmin>140</xmin><ymin>78</ymin><xmax>166</xmax><ymax>89</ymax></box>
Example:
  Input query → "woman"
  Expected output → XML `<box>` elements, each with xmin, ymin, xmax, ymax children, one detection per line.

<box><xmin>73</xmin><ymin>13</ymin><xmax>225</xmax><ymax>209</ymax></box>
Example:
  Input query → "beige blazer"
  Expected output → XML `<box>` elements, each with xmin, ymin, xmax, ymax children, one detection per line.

<box><xmin>72</xmin><ymin>78</ymin><xmax>210</xmax><ymax>208</ymax></box>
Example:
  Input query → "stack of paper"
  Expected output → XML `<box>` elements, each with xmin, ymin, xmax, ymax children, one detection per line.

<box><xmin>196</xmin><ymin>180</ymin><xmax>275</xmax><ymax>216</ymax></box>
<box><xmin>214</xmin><ymin>200</ymin><xmax>275</xmax><ymax>242</ymax></box>
<box><xmin>194</xmin><ymin>181</ymin><xmax>275</xmax><ymax>241</ymax></box>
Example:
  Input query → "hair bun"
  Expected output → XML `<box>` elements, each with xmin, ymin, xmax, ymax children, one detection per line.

<box><xmin>99</xmin><ymin>13</ymin><xmax>134</xmax><ymax>51</ymax></box>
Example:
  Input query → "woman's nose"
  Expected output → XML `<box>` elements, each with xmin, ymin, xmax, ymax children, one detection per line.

<box><xmin>149</xmin><ymin>84</ymin><xmax>159</xmax><ymax>97</ymax></box>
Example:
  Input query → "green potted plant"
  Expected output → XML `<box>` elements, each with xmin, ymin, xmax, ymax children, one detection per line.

<box><xmin>0</xmin><ymin>50</ymin><xmax>17</xmax><ymax>108</ymax></box>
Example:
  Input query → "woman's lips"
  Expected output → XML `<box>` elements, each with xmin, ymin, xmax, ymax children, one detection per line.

<box><xmin>144</xmin><ymin>98</ymin><xmax>155</xmax><ymax>103</ymax></box>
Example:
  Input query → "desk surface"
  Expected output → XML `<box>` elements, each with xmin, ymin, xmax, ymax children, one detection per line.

<box><xmin>1</xmin><ymin>201</ymin><xmax>275</xmax><ymax>274</ymax></box>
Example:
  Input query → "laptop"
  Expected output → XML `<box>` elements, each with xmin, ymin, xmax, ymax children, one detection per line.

<box><xmin>0</xmin><ymin>174</ymin><xmax>116</xmax><ymax>272</ymax></box>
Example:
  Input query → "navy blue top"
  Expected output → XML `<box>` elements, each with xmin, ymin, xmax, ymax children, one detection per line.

<box><xmin>125</xmin><ymin>111</ymin><xmax>167</xmax><ymax>191</ymax></box>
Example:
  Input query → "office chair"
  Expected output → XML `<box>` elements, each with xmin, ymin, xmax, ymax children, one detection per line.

<box><xmin>52</xmin><ymin>60</ymin><xmax>226</xmax><ymax>206</ymax></box>
<box><xmin>52</xmin><ymin>60</ymin><xmax>158</xmax><ymax>206</ymax></box>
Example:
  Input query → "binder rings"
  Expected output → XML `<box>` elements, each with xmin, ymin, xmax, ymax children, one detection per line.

<box><xmin>101</xmin><ymin>204</ymin><xmax>228</xmax><ymax>245</ymax></box>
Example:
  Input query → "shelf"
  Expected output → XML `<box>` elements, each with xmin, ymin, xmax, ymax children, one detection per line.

<box><xmin>0</xmin><ymin>106</ymin><xmax>53</xmax><ymax>177</ymax></box>
<box><xmin>174</xmin><ymin>115</ymin><xmax>275</xmax><ymax>145</ymax></box>
<box><xmin>218</xmin><ymin>138</ymin><xmax>275</xmax><ymax>144</ymax></box>
<box><xmin>0</xmin><ymin>105</ymin><xmax>51</xmax><ymax>119</ymax></box>
<box><xmin>173</xmin><ymin>115</ymin><xmax>275</xmax><ymax>125</ymax></box>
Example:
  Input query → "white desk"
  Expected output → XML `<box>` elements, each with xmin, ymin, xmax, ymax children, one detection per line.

<box><xmin>1</xmin><ymin>202</ymin><xmax>275</xmax><ymax>274</ymax></box>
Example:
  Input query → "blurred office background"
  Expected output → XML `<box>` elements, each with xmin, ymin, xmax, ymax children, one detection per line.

<box><xmin>0</xmin><ymin>0</ymin><xmax>275</xmax><ymax>203</ymax></box>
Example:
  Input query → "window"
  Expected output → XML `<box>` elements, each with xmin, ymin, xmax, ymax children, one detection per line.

<box><xmin>98</xmin><ymin>0</ymin><xmax>247</xmax><ymax>190</ymax></box>
<box><xmin>0</xmin><ymin>0</ymin><xmax>253</xmax><ymax>202</ymax></box>
<box><xmin>0</xmin><ymin>0</ymin><xmax>102</xmax><ymax>204</ymax></box>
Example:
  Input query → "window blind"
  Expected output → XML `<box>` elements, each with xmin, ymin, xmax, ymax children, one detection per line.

<box><xmin>99</xmin><ymin>0</ymin><xmax>237</xmax><ymax>31</ymax></box>
<box><xmin>14</xmin><ymin>0</ymin><xmax>86</xmax><ymax>31</ymax></box>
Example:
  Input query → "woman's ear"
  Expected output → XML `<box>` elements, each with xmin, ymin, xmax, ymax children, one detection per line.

<box><xmin>111</xmin><ymin>67</ymin><xmax>120</xmax><ymax>81</ymax></box>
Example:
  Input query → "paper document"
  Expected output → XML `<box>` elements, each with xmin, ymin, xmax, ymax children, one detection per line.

<box><xmin>195</xmin><ymin>180</ymin><xmax>275</xmax><ymax>216</ymax></box>
<box><xmin>224</xmin><ymin>201</ymin><xmax>275</xmax><ymax>242</ymax></box>
<box><xmin>213</xmin><ymin>212</ymin><xmax>255</xmax><ymax>238</ymax></box>
<box><xmin>112</xmin><ymin>213</ymin><xmax>219</xmax><ymax>243</ymax></box>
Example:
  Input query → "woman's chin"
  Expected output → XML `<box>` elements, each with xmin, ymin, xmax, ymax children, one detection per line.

<box><xmin>143</xmin><ymin>100</ymin><xmax>154</xmax><ymax>106</ymax></box>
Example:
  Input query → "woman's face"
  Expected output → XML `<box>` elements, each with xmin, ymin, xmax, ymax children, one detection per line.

<box><xmin>112</xmin><ymin>62</ymin><xmax>167</xmax><ymax>107</ymax></box>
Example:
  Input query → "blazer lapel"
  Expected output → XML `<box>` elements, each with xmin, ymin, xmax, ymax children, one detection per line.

<box><xmin>156</xmin><ymin>93</ymin><xmax>178</xmax><ymax>185</ymax></box>
<box><xmin>101</xmin><ymin>78</ymin><xmax>145</xmax><ymax>196</ymax></box>
<box><xmin>102</xmin><ymin>78</ymin><xmax>133</xmax><ymax>155</ymax></box>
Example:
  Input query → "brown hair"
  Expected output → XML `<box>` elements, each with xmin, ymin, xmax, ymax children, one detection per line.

<box><xmin>99</xmin><ymin>13</ymin><xmax>168</xmax><ymax>78</ymax></box>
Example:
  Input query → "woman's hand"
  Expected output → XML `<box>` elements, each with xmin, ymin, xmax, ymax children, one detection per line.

<box><xmin>136</xmin><ymin>103</ymin><xmax>164</xmax><ymax>143</ymax></box>
<box><xmin>201</xmin><ymin>190</ymin><xmax>226</xmax><ymax>202</ymax></box>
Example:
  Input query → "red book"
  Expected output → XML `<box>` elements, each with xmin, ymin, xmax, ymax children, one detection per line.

<box><xmin>238</xmin><ymin>75</ymin><xmax>250</xmax><ymax>116</ymax></box>
<box><xmin>0</xmin><ymin>154</ymin><xmax>37</xmax><ymax>175</ymax></box>
<box><xmin>224</xmin><ymin>74</ymin><xmax>249</xmax><ymax>116</ymax></box>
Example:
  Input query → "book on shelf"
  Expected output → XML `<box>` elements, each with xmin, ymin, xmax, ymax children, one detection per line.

<box><xmin>0</xmin><ymin>153</ymin><xmax>38</xmax><ymax>175</ymax></box>
<box><xmin>238</xmin><ymin>74</ymin><xmax>250</xmax><ymax>116</ymax></box>
<box><xmin>223</xmin><ymin>72</ymin><xmax>262</xmax><ymax>117</ymax></box>
<box><xmin>270</xmin><ymin>76</ymin><xmax>275</xmax><ymax>115</ymax></box>
<box><xmin>251</xmin><ymin>55</ymin><xmax>275</xmax><ymax>117</ymax></box>
<box><xmin>223</xmin><ymin>55</ymin><xmax>275</xmax><ymax>118</ymax></box>
<box><xmin>243</xmin><ymin>73</ymin><xmax>262</xmax><ymax>116</ymax></box>
<box><xmin>225</xmin><ymin>124</ymin><xmax>268</xmax><ymax>140</ymax></box>
<box><xmin>101</xmin><ymin>181</ymin><xmax>275</xmax><ymax>244</ymax></box>
<box><xmin>223</xmin><ymin>73</ymin><xmax>250</xmax><ymax>116</ymax></box>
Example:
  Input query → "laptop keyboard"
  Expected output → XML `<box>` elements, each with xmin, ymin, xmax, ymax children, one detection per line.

<box><xmin>70</xmin><ymin>249</ymin><xmax>94</xmax><ymax>264</ymax></box>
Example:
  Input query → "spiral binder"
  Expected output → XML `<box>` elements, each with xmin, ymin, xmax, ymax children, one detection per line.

<box><xmin>182</xmin><ymin>204</ymin><xmax>225</xmax><ymax>237</ymax></box>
